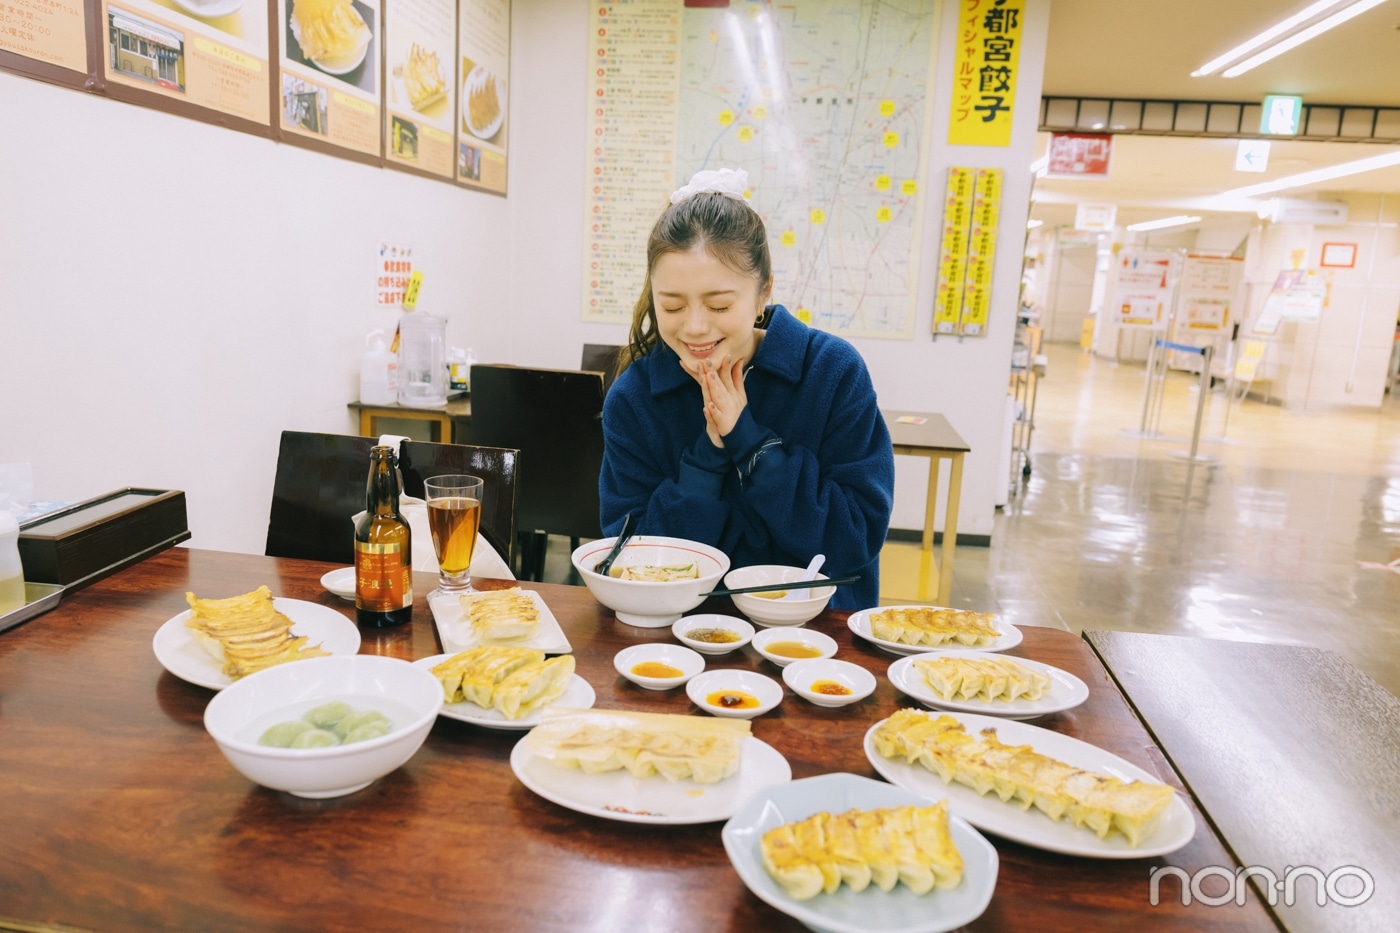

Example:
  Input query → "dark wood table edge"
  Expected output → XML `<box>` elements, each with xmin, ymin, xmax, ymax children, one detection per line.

<box><xmin>1082</xmin><ymin>630</ymin><xmax>1286</xmax><ymax>933</ymax></box>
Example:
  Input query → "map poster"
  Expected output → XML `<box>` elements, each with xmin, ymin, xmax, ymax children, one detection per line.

<box><xmin>278</xmin><ymin>0</ymin><xmax>382</xmax><ymax>158</ymax></box>
<box><xmin>0</xmin><ymin>0</ymin><xmax>85</xmax><ymax>72</ymax></box>
<box><xmin>934</xmin><ymin>167</ymin><xmax>973</xmax><ymax>334</ymax></box>
<box><xmin>959</xmin><ymin>168</ymin><xmax>1002</xmax><ymax>335</ymax></box>
<box><xmin>457</xmin><ymin>0</ymin><xmax>510</xmax><ymax>193</ymax></box>
<box><xmin>948</xmin><ymin>0</ymin><xmax>1022</xmax><ymax>147</ymax></box>
<box><xmin>383</xmin><ymin>0</ymin><xmax>456</xmax><ymax>179</ymax></box>
<box><xmin>583</xmin><ymin>0</ymin><xmax>681</xmax><ymax>322</ymax></box>
<box><xmin>101</xmin><ymin>0</ymin><xmax>271</xmax><ymax>126</ymax></box>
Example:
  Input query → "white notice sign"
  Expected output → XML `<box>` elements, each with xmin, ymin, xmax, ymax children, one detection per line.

<box><xmin>1235</xmin><ymin>139</ymin><xmax>1270</xmax><ymax>173</ymax></box>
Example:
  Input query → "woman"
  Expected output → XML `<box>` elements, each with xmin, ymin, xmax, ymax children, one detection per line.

<box><xmin>600</xmin><ymin>168</ymin><xmax>894</xmax><ymax>610</ymax></box>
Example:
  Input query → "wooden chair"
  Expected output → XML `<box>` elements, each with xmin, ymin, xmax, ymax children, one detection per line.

<box><xmin>265</xmin><ymin>431</ymin><xmax>519</xmax><ymax>566</ymax></box>
<box><xmin>580</xmin><ymin>343</ymin><xmax>625</xmax><ymax>394</ymax></box>
<box><xmin>467</xmin><ymin>364</ymin><xmax>606</xmax><ymax>580</ymax></box>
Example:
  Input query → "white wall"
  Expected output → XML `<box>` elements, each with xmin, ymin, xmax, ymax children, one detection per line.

<box><xmin>2</xmin><ymin>0</ymin><xmax>1045</xmax><ymax>552</ymax></box>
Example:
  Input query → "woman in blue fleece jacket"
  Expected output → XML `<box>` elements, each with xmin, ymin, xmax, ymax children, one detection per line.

<box><xmin>599</xmin><ymin>168</ymin><xmax>894</xmax><ymax>611</ymax></box>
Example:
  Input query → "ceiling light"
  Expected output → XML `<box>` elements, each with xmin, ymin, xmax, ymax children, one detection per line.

<box><xmin>1027</xmin><ymin>219</ymin><xmax>1044</xmax><ymax>229</ymax></box>
<box><xmin>1220</xmin><ymin>148</ymin><xmax>1400</xmax><ymax>198</ymax></box>
<box><xmin>1126</xmin><ymin>215</ymin><xmax>1202</xmax><ymax>232</ymax></box>
<box><xmin>1191</xmin><ymin>0</ymin><xmax>1348</xmax><ymax>76</ymax></box>
<box><xmin>1221</xmin><ymin>0</ymin><xmax>1390</xmax><ymax>77</ymax></box>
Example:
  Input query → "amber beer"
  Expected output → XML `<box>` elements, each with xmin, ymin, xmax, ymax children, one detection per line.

<box><xmin>354</xmin><ymin>446</ymin><xmax>412</xmax><ymax>627</ymax></box>
<box><xmin>427</xmin><ymin>496</ymin><xmax>480</xmax><ymax>578</ymax></box>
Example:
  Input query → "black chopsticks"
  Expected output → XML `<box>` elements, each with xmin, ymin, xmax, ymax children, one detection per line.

<box><xmin>705</xmin><ymin>575</ymin><xmax>860</xmax><ymax>598</ymax></box>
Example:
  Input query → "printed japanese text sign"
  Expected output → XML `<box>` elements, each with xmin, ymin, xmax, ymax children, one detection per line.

<box><xmin>948</xmin><ymin>0</ymin><xmax>1022</xmax><ymax>146</ymax></box>
<box><xmin>1047</xmin><ymin>133</ymin><xmax>1112</xmax><ymax>177</ymax></box>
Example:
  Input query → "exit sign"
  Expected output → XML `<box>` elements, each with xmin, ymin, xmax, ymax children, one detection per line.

<box><xmin>1261</xmin><ymin>95</ymin><xmax>1304</xmax><ymax>135</ymax></box>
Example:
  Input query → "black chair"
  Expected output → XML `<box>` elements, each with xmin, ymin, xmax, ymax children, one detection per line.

<box><xmin>467</xmin><ymin>365</ymin><xmax>606</xmax><ymax>581</ymax></box>
<box><xmin>266</xmin><ymin>431</ymin><xmax>519</xmax><ymax>566</ymax></box>
<box><xmin>581</xmin><ymin>343</ymin><xmax>625</xmax><ymax>394</ymax></box>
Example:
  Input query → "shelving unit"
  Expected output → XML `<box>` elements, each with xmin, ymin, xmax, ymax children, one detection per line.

<box><xmin>1008</xmin><ymin>315</ymin><xmax>1044</xmax><ymax>492</ymax></box>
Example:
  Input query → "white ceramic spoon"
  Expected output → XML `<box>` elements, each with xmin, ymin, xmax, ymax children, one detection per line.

<box><xmin>785</xmin><ymin>554</ymin><xmax>826</xmax><ymax>599</ymax></box>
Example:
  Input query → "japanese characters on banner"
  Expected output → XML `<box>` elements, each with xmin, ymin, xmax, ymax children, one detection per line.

<box><xmin>0</xmin><ymin>0</ymin><xmax>86</xmax><ymax>71</ymax></box>
<box><xmin>1046</xmin><ymin>133</ymin><xmax>1112</xmax><ymax>177</ymax></box>
<box><xmin>1176</xmin><ymin>255</ymin><xmax>1243</xmax><ymax>332</ymax></box>
<box><xmin>1109</xmin><ymin>249</ymin><xmax>1176</xmax><ymax>330</ymax></box>
<box><xmin>934</xmin><ymin>166</ymin><xmax>1001</xmax><ymax>336</ymax></box>
<box><xmin>457</xmin><ymin>0</ymin><xmax>510</xmax><ymax>193</ymax></box>
<box><xmin>278</xmin><ymin>0</ymin><xmax>383</xmax><ymax>157</ymax></box>
<box><xmin>101</xmin><ymin>0</ymin><xmax>271</xmax><ymax>125</ymax></box>
<box><xmin>948</xmin><ymin>0</ymin><xmax>1022</xmax><ymax>147</ymax></box>
<box><xmin>384</xmin><ymin>0</ymin><xmax>458</xmax><ymax>179</ymax></box>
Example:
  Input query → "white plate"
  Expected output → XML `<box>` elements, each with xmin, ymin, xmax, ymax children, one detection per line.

<box><xmin>430</xmin><ymin>588</ymin><xmax>572</xmax><ymax>655</ymax></box>
<box><xmin>462</xmin><ymin>64</ymin><xmax>505</xmax><ymax>139</ymax></box>
<box><xmin>170</xmin><ymin>0</ymin><xmax>243</xmax><ymax>18</ymax></box>
<box><xmin>411</xmin><ymin>654</ymin><xmax>595</xmax><ymax>730</ymax></box>
<box><xmin>886</xmin><ymin>652</ymin><xmax>1088</xmax><ymax>720</ymax></box>
<box><xmin>848</xmin><ymin>607</ymin><xmax>1022</xmax><ymax>657</ymax></box>
<box><xmin>290</xmin><ymin>9</ymin><xmax>371</xmax><ymax>76</ymax></box>
<box><xmin>863</xmin><ymin>711</ymin><xmax>1196</xmax><ymax>858</ymax></box>
<box><xmin>722</xmin><ymin>773</ymin><xmax>998</xmax><ymax>933</ymax></box>
<box><xmin>152</xmin><ymin>598</ymin><xmax>362</xmax><ymax>691</ymax></box>
<box><xmin>320</xmin><ymin>566</ymin><xmax>356</xmax><ymax>601</ymax></box>
<box><xmin>511</xmin><ymin>735</ymin><xmax>791</xmax><ymax>825</ymax></box>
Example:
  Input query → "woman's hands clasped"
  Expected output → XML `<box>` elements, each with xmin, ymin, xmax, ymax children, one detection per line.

<box><xmin>686</xmin><ymin>355</ymin><xmax>747</xmax><ymax>447</ymax></box>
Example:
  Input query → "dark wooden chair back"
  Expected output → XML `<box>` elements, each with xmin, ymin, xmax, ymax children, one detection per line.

<box><xmin>468</xmin><ymin>365</ymin><xmax>605</xmax><ymax>575</ymax></box>
<box><xmin>265</xmin><ymin>431</ymin><xmax>519</xmax><ymax>565</ymax></box>
<box><xmin>580</xmin><ymin>343</ymin><xmax>624</xmax><ymax>394</ymax></box>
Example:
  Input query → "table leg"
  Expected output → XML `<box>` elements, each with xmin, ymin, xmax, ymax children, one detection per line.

<box><xmin>938</xmin><ymin>452</ymin><xmax>964</xmax><ymax>606</ymax></box>
<box><xmin>922</xmin><ymin>456</ymin><xmax>940</xmax><ymax>552</ymax></box>
<box><xmin>359</xmin><ymin>411</ymin><xmax>375</xmax><ymax>437</ymax></box>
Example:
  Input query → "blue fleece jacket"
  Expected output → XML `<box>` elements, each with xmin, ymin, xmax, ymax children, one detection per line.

<box><xmin>600</xmin><ymin>305</ymin><xmax>894</xmax><ymax>610</ymax></box>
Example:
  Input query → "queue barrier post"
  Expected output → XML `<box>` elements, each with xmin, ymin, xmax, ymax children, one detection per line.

<box><xmin>1163</xmin><ymin>341</ymin><xmax>1218</xmax><ymax>464</ymax></box>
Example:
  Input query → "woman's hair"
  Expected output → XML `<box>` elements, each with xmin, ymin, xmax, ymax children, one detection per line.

<box><xmin>618</xmin><ymin>192</ymin><xmax>772</xmax><ymax>372</ymax></box>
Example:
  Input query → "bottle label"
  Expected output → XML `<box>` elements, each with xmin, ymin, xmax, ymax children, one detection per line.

<box><xmin>355</xmin><ymin>541</ymin><xmax>412</xmax><ymax>610</ymax></box>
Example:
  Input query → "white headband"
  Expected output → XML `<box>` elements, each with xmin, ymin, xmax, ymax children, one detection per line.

<box><xmin>670</xmin><ymin>168</ymin><xmax>750</xmax><ymax>205</ymax></box>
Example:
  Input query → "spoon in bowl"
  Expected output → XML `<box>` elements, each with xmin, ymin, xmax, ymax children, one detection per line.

<box><xmin>784</xmin><ymin>554</ymin><xmax>826</xmax><ymax>600</ymax></box>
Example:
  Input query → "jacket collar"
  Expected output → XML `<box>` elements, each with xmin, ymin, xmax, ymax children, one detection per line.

<box><xmin>648</xmin><ymin>304</ymin><xmax>804</xmax><ymax>397</ymax></box>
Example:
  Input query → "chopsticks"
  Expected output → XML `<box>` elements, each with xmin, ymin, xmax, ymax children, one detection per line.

<box><xmin>704</xmin><ymin>575</ymin><xmax>860</xmax><ymax>598</ymax></box>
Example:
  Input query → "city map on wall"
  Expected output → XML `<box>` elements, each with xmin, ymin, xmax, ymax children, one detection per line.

<box><xmin>585</xmin><ymin>0</ymin><xmax>938</xmax><ymax>339</ymax></box>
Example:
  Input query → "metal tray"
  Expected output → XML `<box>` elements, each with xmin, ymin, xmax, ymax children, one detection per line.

<box><xmin>0</xmin><ymin>582</ymin><xmax>63</xmax><ymax>635</ymax></box>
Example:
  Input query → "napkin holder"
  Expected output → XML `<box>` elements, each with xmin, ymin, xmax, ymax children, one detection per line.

<box><xmin>18</xmin><ymin>488</ymin><xmax>190</xmax><ymax>591</ymax></box>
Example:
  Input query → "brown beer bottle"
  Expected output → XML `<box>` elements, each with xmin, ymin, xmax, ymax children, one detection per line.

<box><xmin>354</xmin><ymin>445</ymin><xmax>413</xmax><ymax>627</ymax></box>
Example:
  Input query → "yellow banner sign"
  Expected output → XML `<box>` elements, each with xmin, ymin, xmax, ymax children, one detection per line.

<box><xmin>934</xmin><ymin>167</ymin><xmax>975</xmax><ymax>333</ymax></box>
<box><xmin>948</xmin><ymin>0</ymin><xmax>1023</xmax><ymax>147</ymax></box>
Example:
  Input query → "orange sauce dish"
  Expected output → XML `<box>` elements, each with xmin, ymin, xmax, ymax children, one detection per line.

<box><xmin>705</xmin><ymin>690</ymin><xmax>760</xmax><ymax>709</ymax></box>
<box><xmin>631</xmin><ymin>661</ymin><xmax>683</xmax><ymax>679</ymax></box>
<box><xmin>810</xmin><ymin>679</ymin><xmax>852</xmax><ymax>697</ymax></box>
<box><xmin>765</xmin><ymin>641</ymin><xmax>823</xmax><ymax>659</ymax></box>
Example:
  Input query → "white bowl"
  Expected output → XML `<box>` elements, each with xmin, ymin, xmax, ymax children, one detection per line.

<box><xmin>320</xmin><ymin>566</ymin><xmax>355</xmax><ymax>601</ymax></box>
<box><xmin>724</xmin><ymin>564</ymin><xmax>834</xmax><ymax>627</ymax></box>
<box><xmin>751</xmin><ymin>627</ymin><xmax>839</xmax><ymax>668</ymax></box>
<box><xmin>203</xmin><ymin>655</ymin><xmax>443</xmax><ymax>799</ymax></box>
<box><xmin>686</xmin><ymin>670</ymin><xmax>783</xmax><ymax>719</ymax></box>
<box><xmin>573</xmin><ymin>535</ymin><xmax>731</xmax><ymax>628</ymax></box>
<box><xmin>672</xmin><ymin>614</ymin><xmax>754</xmax><ymax>656</ymax></box>
<box><xmin>613</xmin><ymin>643</ymin><xmax>705</xmax><ymax>691</ymax></box>
<box><xmin>782</xmin><ymin>658</ymin><xmax>877</xmax><ymax>708</ymax></box>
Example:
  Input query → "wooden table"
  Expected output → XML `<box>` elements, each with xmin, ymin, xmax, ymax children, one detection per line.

<box><xmin>347</xmin><ymin>395</ymin><xmax>471</xmax><ymax>443</ymax></box>
<box><xmin>883</xmin><ymin>410</ymin><xmax>970</xmax><ymax>606</ymax></box>
<box><xmin>0</xmin><ymin>548</ymin><xmax>1274</xmax><ymax>933</ymax></box>
<box><xmin>1088</xmin><ymin>631</ymin><xmax>1399</xmax><ymax>933</ymax></box>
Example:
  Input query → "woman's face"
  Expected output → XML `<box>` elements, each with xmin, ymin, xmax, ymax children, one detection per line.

<box><xmin>651</xmin><ymin>244</ymin><xmax>771</xmax><ymax>371</ymax></box>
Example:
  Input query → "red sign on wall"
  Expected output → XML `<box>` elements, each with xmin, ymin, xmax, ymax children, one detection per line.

<box><xmin>1046</xmin><ymin>133</ymin><xmax>1113</xmax><ymax>177</ymax></box>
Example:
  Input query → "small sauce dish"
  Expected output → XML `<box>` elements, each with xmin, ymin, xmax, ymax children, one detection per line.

<box><xmin>320</xmin><ymin>567</ymin><xmax>356</xmax><ymax>601</ymax></box>
<box><xmin>614</xmin><ymin>643</ymin><xmax>705</xmax><ymax>691</ymax></box>
<box><xmin>686</xmin><ymin>670</ymin><xmax>783</xmax><ymax>719</ymax></box>
<box><xmin>751</xmin><ymin>627</ymin><xmax>838</xmax><ymax>668</ymax></box>
<box><xmin>672</xmin><ymin>614</ymin><xmax>755</xmax><ymax>656</ymax></box>
<box><xmin>782</xmin><ymin>658</ymin><xmax>876</xmax><ymax>708</ymax></box>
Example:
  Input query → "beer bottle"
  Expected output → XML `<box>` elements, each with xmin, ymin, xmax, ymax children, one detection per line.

<box><xmin>355</xmin><ymin>445</ymin><xmax>413</xmax><ymax>627</ymax></box>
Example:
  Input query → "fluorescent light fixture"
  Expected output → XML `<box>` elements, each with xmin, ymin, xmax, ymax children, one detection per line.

<box><xmin>1220</xmin><ymin>148</ymin><xmax>1400</xmax><ymax>199</ymax></box>
<box><xmin>1126</xmin><ymin>215</ymin><xmax>1202</xmax><ymax>232</ymax></box>
<box><xmin>1191</xmin><ymin>0</ymin><xmax>1347</xmax><ymax>76</ymax></box>
<box><xmin>1221</xmin><ymin>0</ymin><xmax>1390</xmax><ymax>77</ymax></box>
<box><xmin>1027</xmin><ymin>219</ymin><xmax>1044</xmax><ymax>229</ymax></box>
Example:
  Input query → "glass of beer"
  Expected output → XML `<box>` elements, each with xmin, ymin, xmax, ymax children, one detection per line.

<box><xmin>424</xmin><ymin>474</ymin><xmax>484</xmax><ymax>595</ymax></box>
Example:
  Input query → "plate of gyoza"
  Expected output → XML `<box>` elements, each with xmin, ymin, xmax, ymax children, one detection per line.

<box><xmin>864</xmin><ymin>709</ymin><xmax>1195</xmax><ymax>858</ymax></box>
<box><xmin>847</xmin><ymin>605</ymin><xmax>1022</xmax><ymax>657</ymax></box>
<box><xmin>429</xmin><ymin>586</ymin><xmax>572</xmax><ymax>655</ymax></box>
<box><xmin>722</xmin><ymin>772</ymin><xmax>998</xmax><ymax>933</ymax></box>
<box><xmin>886</xmin><ymin>651</ymin><xmax>1089</xmax><ymax>719</ymax></box>
<box><xmin>413</xmin><ymin>649</ymin><xmax>595</xmax><ymax>730</ymax></box>
<box><xmin>510</xmin><ymin>708</ymin><xmax>791</xmax><ymax>825</ymax></box>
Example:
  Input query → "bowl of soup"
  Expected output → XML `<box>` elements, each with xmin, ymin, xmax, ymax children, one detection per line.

<box><xmin>723</xmin><ymin>564</ymin><xmax>834</xmax><ymax>627</ymax></box>
<box><xmin>573</xmin><ymin>536</ymin><xmax>731</xmax><ymax>628</ymax></box>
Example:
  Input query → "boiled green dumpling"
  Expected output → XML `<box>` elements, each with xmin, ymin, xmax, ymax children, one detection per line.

<box><xmin>259</xmin><ymin>720</ymin><xmax>313</xmax><ymax>747</ymax></box>
<box><xmin>291</xmin><ymin>728</ymin><xmax>339</xmax><ymax>748</ymax></box>
<box><xmin>342</xmin><ymin>720</ymin><xmax>392</xmax><ymax>744</ymax></box>
<box><xmin>303</xmin><ymin>701</ymin><xmax>355</xmax><ymax>729</ymax></box>
<box><xmin>334</xmin><ymin>710</ymin><xmax>391</xmax><ymax>741</ymax></box>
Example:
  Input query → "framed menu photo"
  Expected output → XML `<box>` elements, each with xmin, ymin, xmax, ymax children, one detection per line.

<box><xmin>278</xmin><ymin>0</ymin><xmax>384</xmax><ymax>160</ymax></box>
<box><xmin>383</xmin><ymin>0</ymin><xmax>457</xmax><ymax>179</ymax></box>
<box><xmin>456</xmin><ymin>0</ymin><xmax>509</xmax><ymax>194</ymax></box>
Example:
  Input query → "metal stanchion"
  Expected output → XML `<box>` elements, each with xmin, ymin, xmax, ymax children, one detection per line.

<box><xmin>1168</xmin><ymin>344</ymin><xmax>1218</xmax><ymax>464</ymax></box>
<box><xmin>1119</xmin><ymin>333</ymin><xmax>1185</xmax><ymax>441</ymax></box>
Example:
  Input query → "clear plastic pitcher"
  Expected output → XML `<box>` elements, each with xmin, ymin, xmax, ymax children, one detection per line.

<box><xmin>397</xmin><ymin>311</ymin><xmax>448</xmax><ymax>408</ymax></box>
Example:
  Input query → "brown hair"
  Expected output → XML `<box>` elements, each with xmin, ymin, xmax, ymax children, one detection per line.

<box><xmin>619</xmin><ymin>192</ymin><xmax>772</xmax><ymax>372</ymax></box>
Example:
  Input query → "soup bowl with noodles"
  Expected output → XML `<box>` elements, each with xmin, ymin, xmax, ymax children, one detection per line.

<box><xmin>571</xmin><ymin>535</ymin><xmax>730</xmax><ymax>628</ymax></box>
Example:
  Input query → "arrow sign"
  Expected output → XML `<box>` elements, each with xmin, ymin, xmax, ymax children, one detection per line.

<box><xmin>1235</xmin><ymin>139</ymin><xmax>1271</xmax><ymax>173</ymax></box>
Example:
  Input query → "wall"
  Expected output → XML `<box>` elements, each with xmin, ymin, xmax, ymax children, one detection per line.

<box><xmin>1044</xmin><ymin>236</ymin><xmax>1096</xmax><ymax>343</ymax></box>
